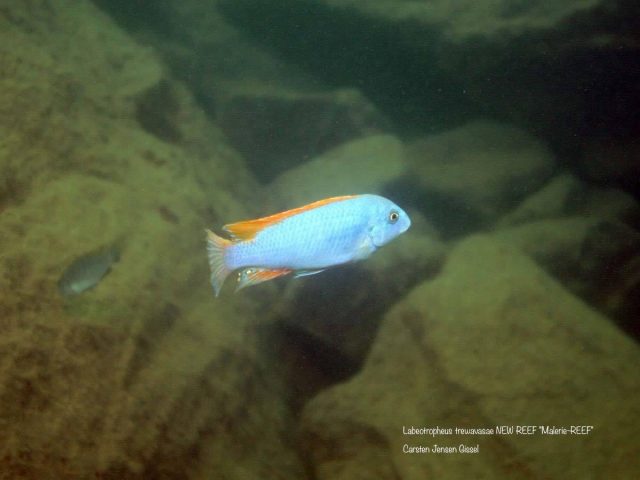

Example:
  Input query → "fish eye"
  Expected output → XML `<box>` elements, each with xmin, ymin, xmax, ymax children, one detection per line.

<box><xmin>388</xmin><ymin>210</ymin><xmax>399</xmax><ymax>224</ymax></box>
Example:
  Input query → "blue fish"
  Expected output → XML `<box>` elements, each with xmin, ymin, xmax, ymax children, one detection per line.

<box><xmin>206</xmin><ymin>194</ymin><xmax>411</xmax><ymax>296</ymax></box>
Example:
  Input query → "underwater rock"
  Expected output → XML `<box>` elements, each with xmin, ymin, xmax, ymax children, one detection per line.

<box><xmin>299</xmin><ymin>235</ymin><xmax>640</xmax><ymax>480</ymax></box>
<box><xmin>219</xmin><ymin>88</ymin><xmax>391</xmax><ymax>182</ymax></box>
<box><xmin>219</xmin><ymin>0</ymin><xmax>640</xmax><ymax>155</ymax></box>
<box><xmin>580</xmin><ymin>138</ymin><xmax>640</xmax><ymax>196</ymax></box>
<box><xmin>275</xmin><ymin>225</ymin><xmax>446</xmax><ymax>367</ymax></box>
<box><xmin>0</xmin><ymin>1</ymin><xmax>303</xmax><ymax>478</ymax></box>
<box><xmin>0</xmin><ymin>2</ymin><xmax>162</xmax><ymax>200</ymax></box>
<box><xmin>495</xmin><ymin>217</ymin><xmax>640</xmax><ymax>338</ymax></box>
<box><xmin>262</xmin><ymin>218</ymin><xmax>445</xmax><ymax>418</ymax></box>
<box><xmin>405</xmin><ymin>120</ymin><xmax>556</xmax><ymax>236</ymax></box>
<box><xmin>95</xmin><ymin>0</ymin><xmax>317</xmax><ymax>114</ymax></box>
<box><xmin>95</xmin><ymin>0</ymin><xmax>389</xmax><ymax>183</ymax></box>
<box><xmin>498</xmin><ymin>173</ymin><xmax>640</xmax><ymax>229</ymax></box>
<box><xmin>268</xmin><ymin>134</ymin><xmax>407</xmax><ymax>209</ymax></box>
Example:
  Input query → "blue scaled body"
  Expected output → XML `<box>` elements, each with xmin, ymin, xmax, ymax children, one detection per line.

<box><xmin>205</xmin><ymin>194</ymin><xmax>411</xmax><ymax>296</ymax></box>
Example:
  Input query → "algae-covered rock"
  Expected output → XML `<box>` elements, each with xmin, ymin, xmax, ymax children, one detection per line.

<box><xmin>95</xmin><ymin>0</ymin><xmax>317</xmax><ymax>108</ymax></box>
<box><xmin>219</xmin><ymin>0</ymin><xmax>640</xmax><ymax>153</ymax></box>
<box><xmin>0</xmin><ymin>1</ymin><xmax>304</xmax><ymax>478</ymax></box>
<box><xmin>275</xmin><ymin>227</ymin><xmax>445</xmax><ymax>365</ymax></box>
<box><xmin>95</xmin><ymin>0</ymin><xmax>390</xmax><ymax>184</ymax></box>
<box><xmin>219</xmin><ymin>88</ymin><xmax>390</xmax><ymax>182</ymax></box>
<box><xmin>0</xmin><ymin>0</ymin><xmax>161</xmax><ymax>196</ymax></box>
<box><xmin>495</xmin><ymin>174</ymin><xmax>640</xmax><ymax>335</ymax></box>
<box><xmin>406</xmin><ymin>120</ymin><xmax>556</xmax><ymax>234</ymax></box>
<box><xmin>495</xmin><ymin>216</ymin><xmax>640</xmax><ymax>337</ymax></box>
<box><xmin>243</xmin><ymin>208</ymin><xmax>444</xmax><ymax>414</ymax></box>
<box><xmin>299</xmin><ymin>235</ymin><xmax>640</xmax><ymax>479</ymax></box>
<box><xmin>268</xmin><ymin>134</ymin><xmax>407</xmax><ymax>209</ymax></box>
<box><xmin>580</xmin><ymin>138</ymin><xmax>640</xmax><ymax>195</ymax></box>
<box><xmin>498</xmin><ymin>173</ymin><xmax>640</xmax><ymax>229</ymax></box>
<box><xmin>0</xmin><ymin>293</ymin><xmax>303</xmax><ymax>479</ymax></box>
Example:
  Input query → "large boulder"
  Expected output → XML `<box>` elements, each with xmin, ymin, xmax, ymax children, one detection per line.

<box><xmin>495</xmin><ymin>216</ymin><xmax>640</xmax><ymax>337</ymax></box>
<box><xmin>93</xmin><ymin>0</ymin><xmax>312</xmax><ymax>96</ymax></box>
<box><xmin>218</xmin><ymin>88</ymin><xmax>390</xmax><ymax>182</ymax></box>
<box><xmin>299</xmin><ymin>235</ymin><xmax>640</xmax><ymax>479</ymax></box>
<box><xmin>268</xmin><ymin>134</ymin><xmax>408</xmax><ymax>209</ymax></box>
<box><xmin>495</xmin><ymin>173</ymin><xmax>640</xmax><ymax>336</ymax></box>
<box><xmin>580</xmin><ymin>138</ymin><xmax>640</xmax><ymax>196</ymax></box>
<box><xmin>274</xmin><ymin>226</ymin><xmax>446</xmax><ymax>366</ymax></box>
<box><xmin>94</xmin><ymin>0</ymin><xmax>390</xmax><ymax>183</ymax></box>
<box><xmin>405</xmin><ymin>120</ymin><xmax>556</xmax><ymax>235</ymax></box>
<box><xmin>0</xmin><ymin>1</ymin><xmax>304</xmax><ymax>478</ymax></box>
<box><xmin>218</xmin><ymin>0</ymin><xmax>640</xmax><ymax>156</ymax></box>
<box><xmin>498</xmin><ymin>173</ymin><xmax>640</xmax><ymax>229</ymax></box>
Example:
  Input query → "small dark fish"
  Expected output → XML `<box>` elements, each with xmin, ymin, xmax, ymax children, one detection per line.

<box><xmin>57</xmin><ymin>246</ymin><xmax>120</xmax><ymax>296</ymax></box>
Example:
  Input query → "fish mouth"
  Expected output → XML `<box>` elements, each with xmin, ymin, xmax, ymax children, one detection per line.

<box><xmin>396</xmin><ymin>214</ymin><xmax>411</xmax><ymax>235</ymax></box>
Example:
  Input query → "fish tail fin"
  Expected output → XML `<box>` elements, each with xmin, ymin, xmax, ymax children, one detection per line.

<box><xmin>205</xmin><ymin>229</ymin><xmax>232</xmax><ymax>297</ymax></box>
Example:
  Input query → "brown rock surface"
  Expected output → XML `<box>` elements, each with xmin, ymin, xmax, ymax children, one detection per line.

<box><xmin>4</xmin><ymin>1</ymin><xmax>638</xmax><ymax>478</ymax></box>
<box><xmin>300</xmin><ymin>235</ymin><xmax>640</xmax><ymax>479</ymax></box>
<box><xmin>219</xmin><ymin>88</ymin><xmax>390</xmax><ymax>182</ymax></box>
<box><xmin>95</xmin><ymin>0</ymin><xmax>390</xmax><ymax>184</ymax></box>
<box><xmin>219</xmin><ymin>0</ymin><xmax>640</xmax><ymax>154</ymax></box>
<box><xmin>268</xmin><ymin>134</ymin><xmax>408</xmax><ymax>210</ymax></box>
<box><xmin>495</xmin><ymin>216</ymin><xmax>640</xmax><ymax>337</ymax></box>
<box><xmin>580</xmin><ymin>138</ymin><xmax>640</xmax><ymax>195</ymax></box>
<box><xmin>495</xmin><ymin>174</ymin><xmax>640</xmax><ymax>336</ymax></box>
<box><xmin>275</xmin><ymin>228</ymin><xmax>445</xmax><ymax>366</ymax></box>
<box><xmin>406</xmin><ymin>121</ymin><xmax>556</xmax><ymax>235</ymax></box>
<box><xmin>0</xmin><ymin>1</ymin><xmax>303</xmax><ymax>478</ymax></box>
<box><xmin>498</xmin><ymin>173</ymin><xmax>640</xmax><ymax>229</ymax></box>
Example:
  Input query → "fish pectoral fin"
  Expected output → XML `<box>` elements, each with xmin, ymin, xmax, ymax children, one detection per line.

<box><xmin>293</xmin><ymin>269</ymin><xmax>326</xmax><ymax>278</ymax></box>
<box><xmin>354</xmin><ymin>234</ymin><xmax>376</xmax><ymax>260</ymax></box>
<box><xmin>236</xmin><ymin>267</ymin><xmax>292</xmax><ymax>291</ymax></box>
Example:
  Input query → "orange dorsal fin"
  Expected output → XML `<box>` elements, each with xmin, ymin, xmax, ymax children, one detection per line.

<box><xmin>223</xmin><ymin>195</ymin><xmax>357</xmax><ymax>241</ymax></box>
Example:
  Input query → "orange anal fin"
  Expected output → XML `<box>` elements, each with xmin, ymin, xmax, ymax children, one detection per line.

<box><xmin>236</xmin><ymin>267</ymin><xmax>292</xmax><ymax>292</ymax></box>
<box><xmin>223</xmin><ymin>195</ymin><xmax>357</xmax><ymax>241</ymax></box>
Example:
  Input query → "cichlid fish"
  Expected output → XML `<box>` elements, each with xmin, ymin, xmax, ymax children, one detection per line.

<box><xmin>57</xmin><ymin>246</ymin><xmax>120</xmax><ymax>296</ymax></box>
<box><xmin>205</xmin><ymin>194</ymin><xmax>411</xmax><ymax>296</ymax></box>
